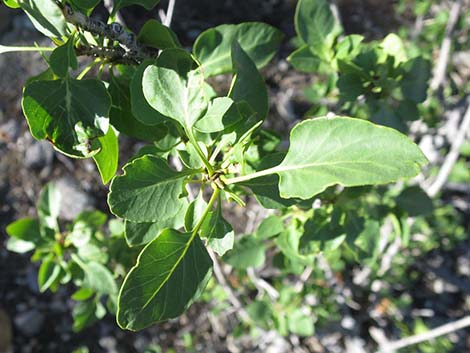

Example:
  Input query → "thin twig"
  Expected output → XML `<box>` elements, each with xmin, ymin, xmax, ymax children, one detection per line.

<box><xmin>426</xmin><ymin>99</ymin><xmax>470</xmax><ymax>197</ymax></box>
<box><xmin>163</xmin><ymin>0</ymin><xmax>176</xmax><ymax>27</ymax></box>
<box><xmin>377</xmin><ymin>316</ymin><xmax>470</xmax><ymax>353</ymax></box>
<box><xmin>247</xmin><ymin>267</ymin><xmax>279</xmax><ymax>300</ymax></box>
<box><xmin>430</xmin><ymin>0</ymin><xmax>462</xmax><ymax>92</ymax></box>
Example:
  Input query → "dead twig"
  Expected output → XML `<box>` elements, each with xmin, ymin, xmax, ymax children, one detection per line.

<box><xmin>430</xmin><ymin>0</ymin><xmax>463</xmax><ymax>92</ymax></box>
<box><xmin>425</xmin><ymin>99</ymin><xmax>470</xmax><ymax>197</ymax></box>
<box><xmin>376</xmin><ymin>316</ymin><xmax>470</xmax><ymax>353</ymax></box>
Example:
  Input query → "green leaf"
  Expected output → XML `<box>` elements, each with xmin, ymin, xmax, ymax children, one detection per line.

<box><xmin>400</xmin><ymin>57</ymin><xmax>431</xmax><ymax>103</ymax></box>
<box><xmin>108</xmin><ymin>155</ymin><xmax>193</xmax><ymax>223</ymax></box>
<box><xmin>3</xmin><ymin>0</ymin><xmax>20</xmax><ymax>9</ymax></box>
<box><xmin>287</xmin><ymin>45</ymin><xmax>322</xmax><ymax>73</ymax></box>
<box><xmin>117</xmin><ymin>229</ymin><xmax>213</xmax><ymax>330</ymax></box>
<box><xmin>295</xmin><ymin>0</ymin><xmax>340</xmax><ymax>48</ymax></box>
<box><xmin>230</xmin><ymin>41</ymin><xmax>268</xmax><ymax>120</ymax></box>
<box><xmin>114</xmin><ymin>0</ymin><xmax>160</xmax><ymax>11</ymax></box>
<box><xmin>138</xmin><ymin>20</ymin><xmax>181</xmax><ymax>50</ymax></box>
<box><xmin>82</xmin><ymin>261</ymin><xmax>118</xmax><ymax>295</ymax></box>
<box><xmin>20</xmin><ymin>0</ymin><xmax>68</xmax><ymax>38</ymax></box>
<box><xmin>396</xmin><ymin>186</ymin><xmax>433</xmax><ymax>216</ymax></box>
<box><xmin>193</xmin><ymin>22</ymin><xmax>283</xmax><ymax>77</ymax></box>
<box><xmin>124</xmin><ymin>206</ymin><xmax>187</xmax><ymax>247</ymax></box>
<box><xmin>273</xmin><ymin>117</ymin><xmax>427</xmax><ymax>199</ymax></box>
<box><xmin>143</xmin><ymin>65</ymin><xmax>207</xmax><ymax>129</ymax></box>
<box><xmin>49</xmin><ymin>36</ymin><xmax>77</xmax><ymax>78</ymax></box>
<box><xmin>38</xmin><ymin>257</ymin><xmax>62</xmax><ymax>292</ymax></box>
<box><xmin>93</xmin><ymin>126</ymin><xmax>119</xmax><ymax>184</ymax></box>
<box><xmin>200</xmin><ymin>201</ymin><xmax>234</xmax><ymax>256</ymax></box>
<box><xmin>195</xmin><ymin>97</ymin><xmax>242</xmax><ymax>133</ymax></box>
<box><xmin>109</xmin><ymin>71</ymin><xmax>168</xmax><ymax>141</ymax></box>
<box><xmin>256</xmin><ymin>216</ymin><xmax>284</xmax><ymax>240</ymax></box>
<box><xmin>223</xmin><ymin>236</ymin><xmax>265</xmax><ymax>269</ymax></box>
<box><xmin>287</xmin><ymin>309</ymin><xmax>314</xmax><ymax>336</ymax></box>
<box><xmin>130</xmin><ymin>60</ymin><xmax>169</xmax><ymax>126</ymax></box>
<box><xmin>72</xmin><ymin>300</ymin><xmax>99</xmax><ymax>332</ymax></box>
<box><xmin>6</xmin><ymin>238</ymin><xmax>36</xmax><ymax>253</ymax></box>
<box><xmin>22</xmin><ymin>78</ymin><xmax>111</xmax><ymax>158</ymax></box>
<box><xmin>381</xmin><ymin>33</ymin><xmax>407</xmax><ymax>65</ymax></box>
<box><xmin>335</xmin><ymin>34</ymin><xmax>364</xmax><ymax>60</ymax></box>
<box><xmin>6</xmin><ymin>218</ymin><xmax>41</xmax><ymax>243</ymax></box>
<box><xmin>37</xmin><ymin>182</ymin><xmax>61</xmax><ymax>230</ymax></box>
<box><xmin>70</xmin><ymin>0</ymin><xmax>101</xmax><ymax>13</ymax></box>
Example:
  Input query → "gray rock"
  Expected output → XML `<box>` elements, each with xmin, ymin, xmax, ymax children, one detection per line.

<box><xmin>24</xmin><ymin>140</ymin><xmax>54</xmax><ymax>170</ymax></box>
<box><xmin>14</xmin><ymin>309</ymin><xmax>44</xmax><ymax>336</ymax></box>
<box><xmin>55</xmin><ymin>178</ymin><xmax>96</xmax><ymax>221</ymax></box>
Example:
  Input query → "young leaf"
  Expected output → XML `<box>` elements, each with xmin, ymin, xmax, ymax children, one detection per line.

<box><xmin>93</xmin><ymin>127</ymin><xmax>119</xmax><ymax>184</ymax></box>
<box><xmin>37</xmin><ymin>182</ymin><xmax>61</xmax><ymax>231</ymax></box>
<box><xmin>108</xmin><ymin>155</ymin><xmax>193</xmax><ymax>223</ymax></box>
<box><xmin>256</xmin><ymin>216</ymin><xmax>284</xmax><ymax>240</ymax></box>
<box><xmin>138</xmin><ymin>20</ymin><xmax>181</xmax><ymax>50</ymax></box>
<box><xmin>82</xmin><ymin>262</ymin><xmax>118</xmax><ymax>295</ymax></box>
<box><xmin>287</xmin><ymin>45</ymin><xmax>322</xmax><ymax>73</ymax></box>
<box><xmin>38</xmin><ymin>257</ymin><xmax>62</xmax><ymax>292</ymax></box>
<box><xmin>295</xmin><ymin>0</ymin><xmax>340</xmax><ymax>48</ymax></box>
<box><xmin>193</xmin><ymin>23</ymin><xmax>283</xmax><ymax>77</ymax></box>
<box><xmin>143</xmin><ymin>65</ymin><xmax>207</xmax><ymax>129</ymax></box>
<box><xmin>117</xmin><ymin>229</ymin><xmax>213</xmax><ymax>330</ymax></box>
<box><xmin>195</xmin><ymin>97</ymin><xmax>241</xmax><ymax>133</ymax></box>
<box><xmin>49</xmin><ymin>36</ymin><xmax>78</xmax><ymax>78</ymax></box>
<box><xmin>6</xmin><ymin>218</ymin><xmax>42</xmax><ymax>244</ymax></box>
<box><xmin>22</xmin><ymin>78</ymin><xmax>111</xmax><ymax>158</ymax></box>
<box><xmin>230</xmin><ymin>41</ymin><xmax>268</xmax><ymax>121</ymax></box>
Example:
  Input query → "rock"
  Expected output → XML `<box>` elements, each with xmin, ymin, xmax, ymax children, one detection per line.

<box><xmin>0</xmin><ymin>119</ymin><xmax>21</xmax><ymax>144</ymax></box>
<box><xmin>14</xmin><ymin>309</ymin><xmax>44</xmax><ymax>337</ymax></box>
<box><xmin>24</xmin><ymin>140</ymin><xmax>54</xmax><ymax>170</ymax></box>
<box><xmin>55</xmin><ymin>178</ymin><xmax>96</xmax><ymax>221</ymax></box>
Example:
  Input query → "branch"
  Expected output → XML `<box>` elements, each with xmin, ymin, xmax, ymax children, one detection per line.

<box><xmin>61</xmin><ymin>4</ymin><xmax>157</xmax><ymax>63</ymax></box>
<box><xmin>425</xmin><ymin>98</ymin><xmax>470</xmax><ymax>197</ymax></box>
<box><xmin>429</xmin><ymin>0</ymin><xmax>462</xmax><ymax>92</ymax></box>
<box><xmin>163</xmin><ymin>0</ymin><xmax>176</xmax><ymax>27</ymax></box>
<box><xmin>377</xmin><ymin>316</ymin><xmax>470</xmax><ymax>353</ymax></box>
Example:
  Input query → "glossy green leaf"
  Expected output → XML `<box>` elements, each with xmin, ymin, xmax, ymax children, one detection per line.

<box><xmin>93</xmin><ymin>127</ymin><xmax>119</xmax><ymax>184</ymax></box>
<box><xmin>6</xmin><ymin>218</ymin><xmax>41</xmax><ymax>243</ymax></box>
<box><xmin>117</xmin><ymin>229</ymin><xmax>213</xmax><ymax>330</ymax></box>
<box><xmin>138</xmin><ymin>20</ymin><xmax>181</xmax><ymax>50</ymax></box>
<box><xmin>143</xmin><ymin>65</ymin><xmax>207</xmax><ymax>128</ymax></box>
<box><xmin>50</xmin><ymin>36</ymin><xmax>77</xmax><ymax>78</ymax></box>
<box><xmin>3</xmin><ymin>0</ymin><xmax>20</xmax><ymax>9</ymax></box>
<box><xmin>193</xmin><ymin>22</ymin><xmax>283</xmax><ymax>77</ymax></box>
<box><xmin>20</xmin><ymin>0</ymin><xmax>68</xmax><ymax>38</ymax></box>
<box><xmin>295</xmin><ymin>0</ymin><xmax>339</xmax><ymax>48</ymax></box>
<box><xmin>108</xmin><ymin>155</ymin><xmax>193</xmax><ymax>223</ymax></box>
<box><xmin>273</xmin><ymin>117</ymin><xmax>427</xmax><ymax>199</ymax></box>
<box><xmin>22</xmin><ymin>78</ymin><xmax>111</xmax><ymax>158</ymax></box>
<box><xmin>223</xmin><ymin>236</ymin><xmax>265</xmax><ymax>269</ymax></box>
<box><xmin>230</xmin><ymin>41</ymin><xmax>268</xmax><ymax>120</ymax></box>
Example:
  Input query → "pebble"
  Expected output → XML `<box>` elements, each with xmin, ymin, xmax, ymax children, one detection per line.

<box><xmin>55</xmin><ymin>177</ymin><xmax>96</xmax><ymax>221</ymax></box>
<box><xmin>14</xmin><ymin>309</ymin><xmax>44</xmax><ymax>336</ymax></box>
<box><xmin>24</xmin><ymin>140</ymin><xmax>54</xmax><ymax>170</ymax></box>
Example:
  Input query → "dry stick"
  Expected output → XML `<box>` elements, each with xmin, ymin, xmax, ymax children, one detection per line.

<box><xmin>377</xmin><ymin>316</ymin><xmax>470</xmax><ymax>353</ymax></box>
<box><xmin>426</xmin><ymin>99</ymin><xmax>470</xmax><ymax>197</ymax></box>
<box><xmin>163</xmin><ymin>0</ymin><xmax>176</xmax><ymax>27</ymax></box>
<box><xmin>429</xmin><ymin>0</ymin><xmax>462</xmax><ymax>92</ymax></box>
<box><xmin>246</xmin><ymin>267</ymin><xmax>279</xmax><ymax>300</ymax></box>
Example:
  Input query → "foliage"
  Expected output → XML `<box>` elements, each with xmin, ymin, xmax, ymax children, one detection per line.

<box><xmin>7</xmin><ymin>0</ymin><xmax>466</xmax><ymax>346</ymax></box>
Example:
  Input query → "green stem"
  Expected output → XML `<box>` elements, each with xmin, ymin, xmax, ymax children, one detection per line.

<box><xmin>187</xmin><ymin>128</ymin><xmax>215</xmax><ymax>176</ymax></box>
<box><xmin>76</xmin><ymin>58</ymin><xmax>101</xmax><ymax>79</ymax></box>
<box><xmin>191</xmin><ymin>187</ymin><xmax>220</xmax><ymax>236</ymax></box>
<box><xmin>0</xmin><ymin>45</ymin><xmax>54</xmax><ymax>54</ymax></box>
<box><xmin>222</xmin><ymin>166</ymin><xmax>280</xmax><ymax>185</ymax></box>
